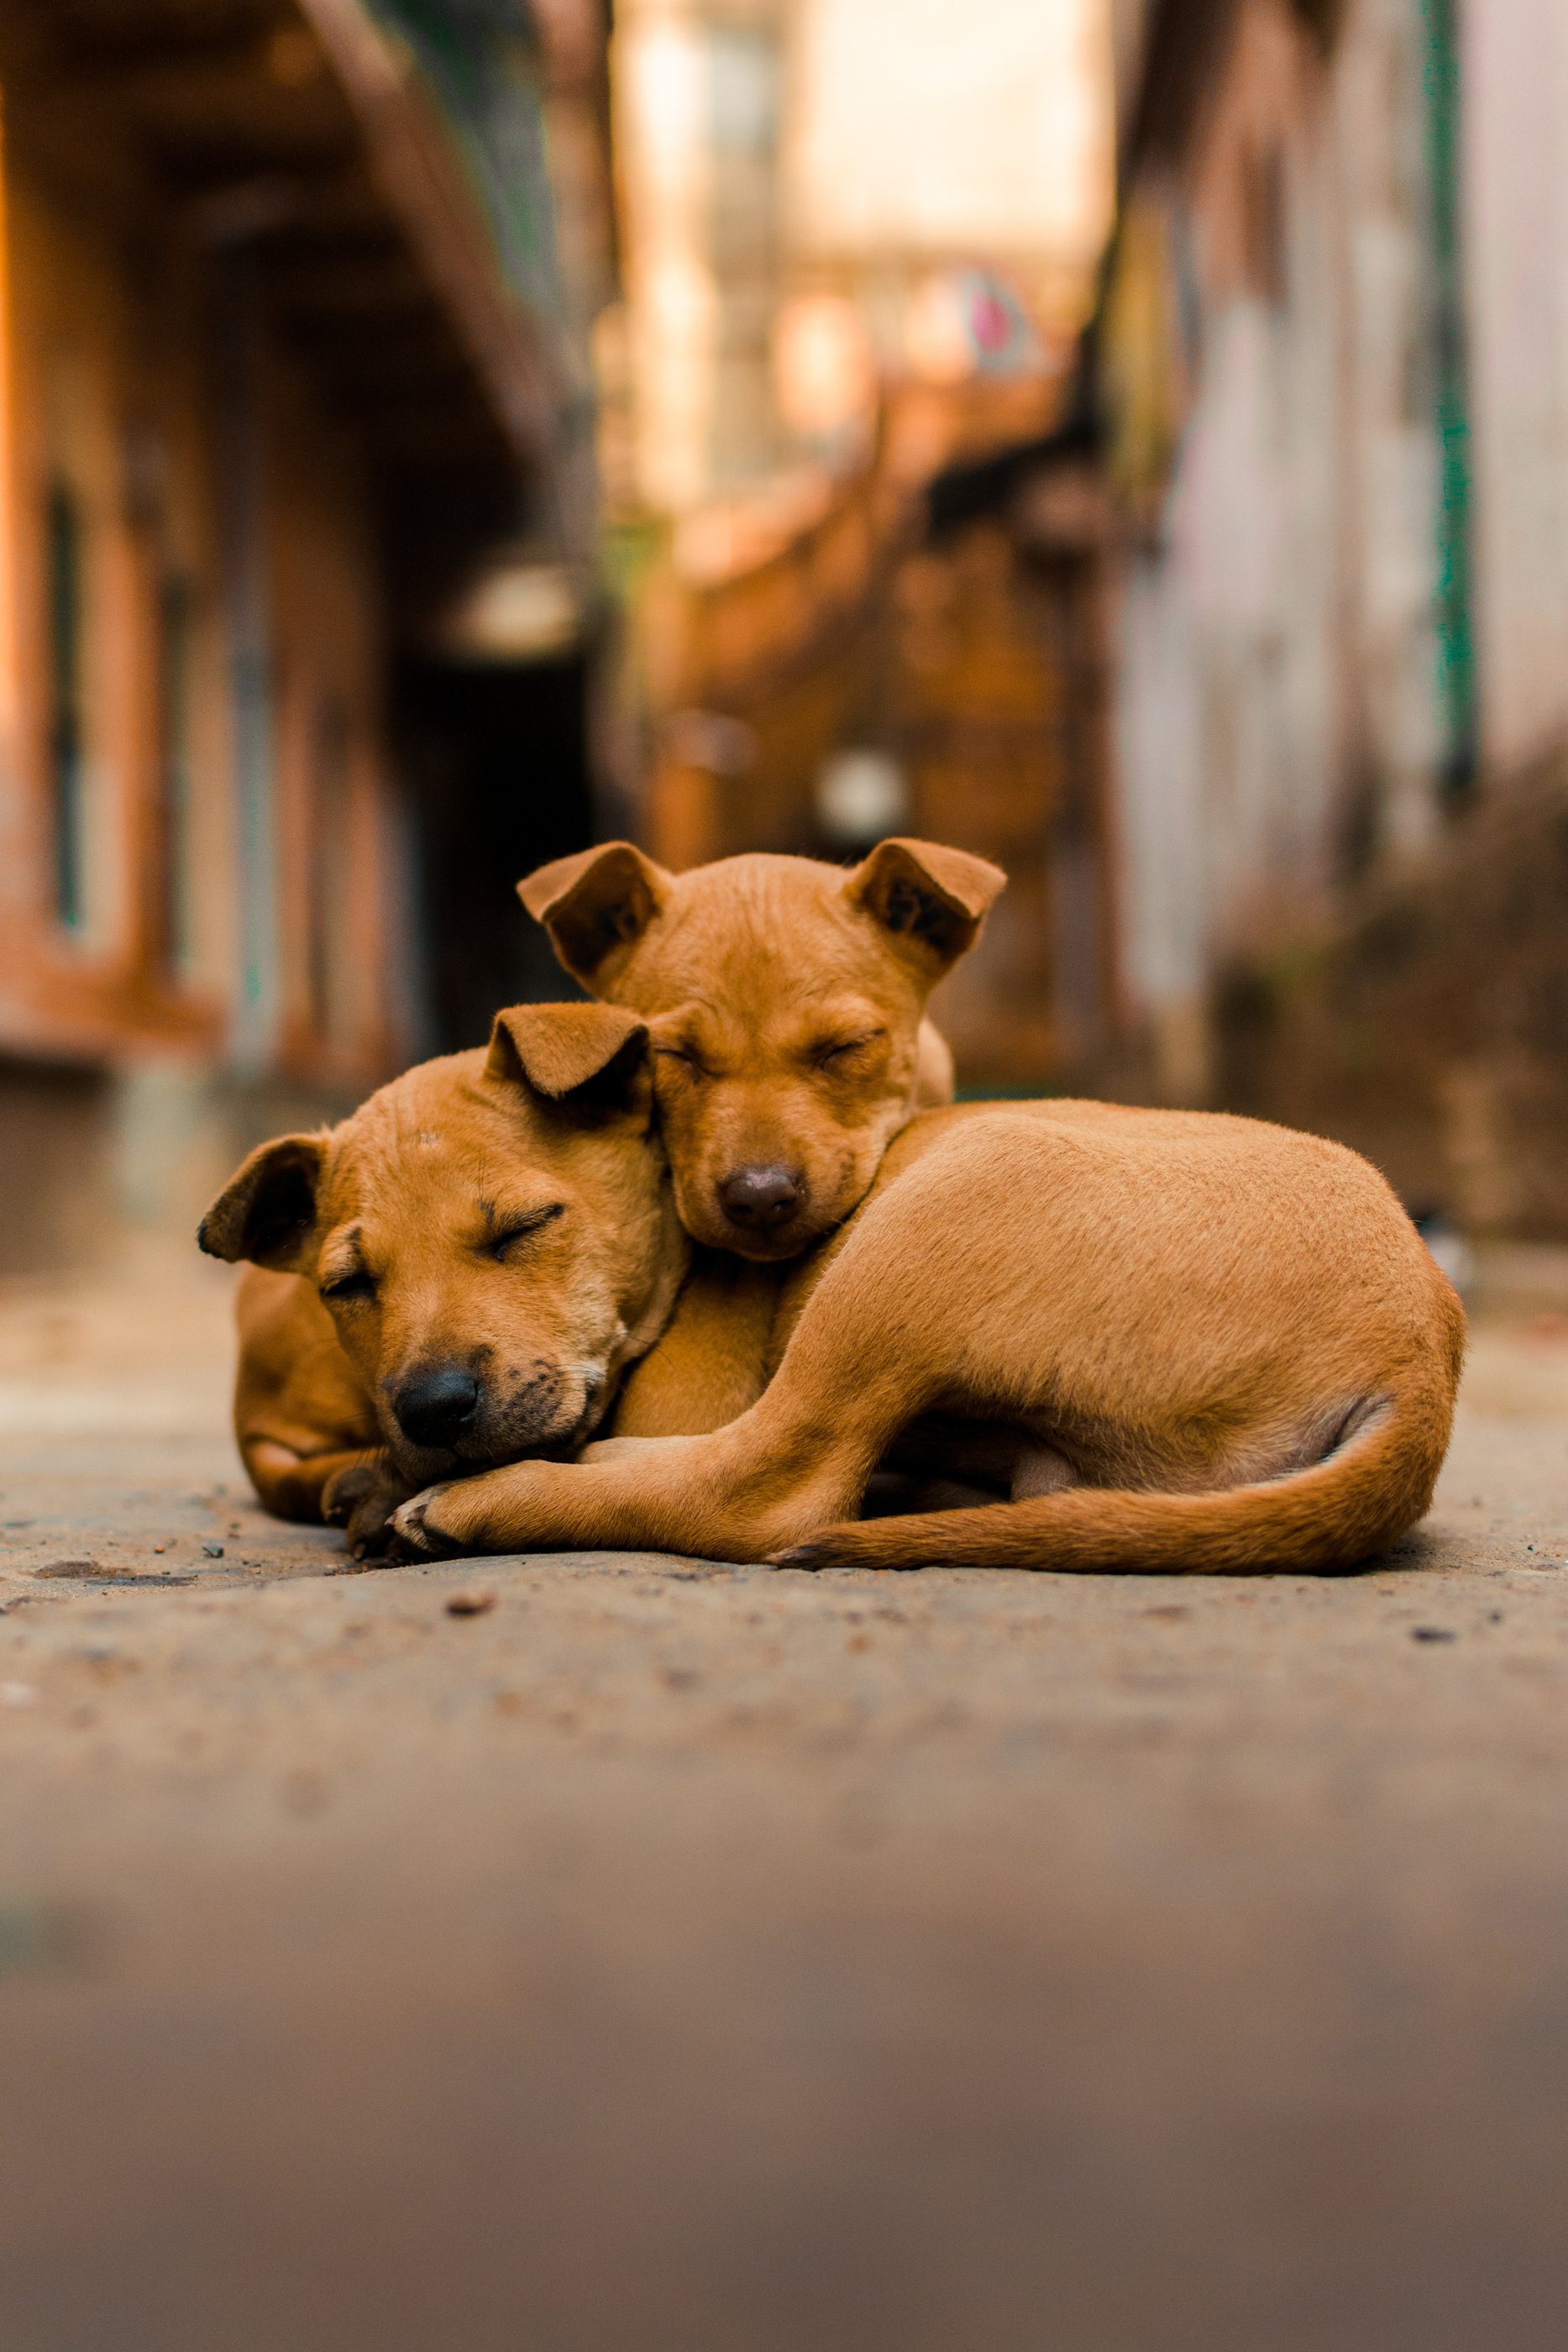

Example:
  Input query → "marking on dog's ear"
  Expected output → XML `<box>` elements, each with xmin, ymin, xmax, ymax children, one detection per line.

<box><xmin>846</xmin><ymin>837</ymin><xmax>1008</xmax><ymax>973</ymax></box>
<box><xmin>486</xmin><ymin>1001</ymin><xmax>651</xmax><ymax>1116</ymax></box>
<box><xmin>516</xmin><ymin>843</ymin><xmax>674</xmax><ymax>986</ymax></box>
<box><xmin>198</xmin><ymin>1135</ymin><xmax>326</xmax><ymax>1270</ymax></box>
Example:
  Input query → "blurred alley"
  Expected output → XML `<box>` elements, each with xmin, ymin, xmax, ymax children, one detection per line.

<box><xmin>2</xmin><ymin>0</ymin><xmax>1564</xmax><ymax>1247</ymax></box>
<box><xmin>2</xmin><ymin>6</ymin><xmax>1568</xmax><ymax>2349</ymax></box>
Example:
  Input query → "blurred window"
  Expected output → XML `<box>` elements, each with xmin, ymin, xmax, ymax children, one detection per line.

<box><xmin>788</xmin><ymin>0</ymin><xmax>1112</xmax><ymax>267</ymax></box>
<box><xmin>1242</xmin><ymin>139</ymin><xmax>1287</xmax><ymax>308</ymax></box>
<box><xmin>156</xmin><ymin>577</ymin><xmax>196</xmax><ymax>979</ymax></box>
<box><xmin>307</xmin><ymin>698</ymin><xmax>354</xmax><ymax>1053</ymax></box>
<box><xmin>707</xmin><ymin>28</ymin><xmax>777</xmax><ymax>155</ymax></box>
<box><xmin>45</xmin><ymin>484</ymin><xmax>87</xmax><ymax>931</ymax></box>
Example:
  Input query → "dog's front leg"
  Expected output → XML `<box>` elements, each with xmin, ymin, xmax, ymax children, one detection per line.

<box><xmin>391</xmin><ymin>1424</ymin><xmax>863</xmax><ymax>1564</ymax></box>
<box><xmin>390</xmin><ymin>1452</ymin><xmax>690</xmax><ymax>1561</ymax></box>
<box><xmin>390</xmin><ymin>1443</ymin><xmax>754</xmax><ymax>1562</ymax></box>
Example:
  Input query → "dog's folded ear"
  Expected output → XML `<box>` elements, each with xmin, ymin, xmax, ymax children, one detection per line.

<box><xmin>517</xmin><ymin>843</ymin><xmax>673</xmax><ymax>990</ymax></box>
<box><xmin>198</xmin><ymin>1136</ymin><xmax>327</xmax><ymax>1270</ymax></box>
<box><xmin>486</xmin><ymin>1001</ymin><xmax>652</xmax><ymax>1120</ymax></box>
<box><xmin>845</xmin><ymin>838</ymin><xmax>1007</xmax><ymax>975</ymax></box>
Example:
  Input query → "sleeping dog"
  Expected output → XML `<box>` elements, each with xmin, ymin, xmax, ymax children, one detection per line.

<box><xmin>221</xmin><ymin>836</ymin><xmax>1006</xmax><ymax>1535</ymax></box>
<box><xmin>202</xmin><ymin>1003</ymin><xmax>1464</xmax><ymax>1577</ymax></box>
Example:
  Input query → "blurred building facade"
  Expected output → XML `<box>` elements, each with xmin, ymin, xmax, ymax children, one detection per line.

<box><xmin>0</xmin><ymin>0</ymin><xmax>609</xmax><ymax>1268</ymax></box>
<box><xmin>1095</xmin><ymin>0</ymin><xmax>1568</xmax><ymax>1232</ymax></box>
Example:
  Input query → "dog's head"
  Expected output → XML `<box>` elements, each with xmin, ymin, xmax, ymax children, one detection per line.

<box><xmin>519</xmin><ymin>838</ymin><xmax>1004</xmax><ymax>1260</ymax></box>
<box><xmin>199</xmin><ymin>1005</ymin><xmax>686</xmax><ymax>1488</ymax></box>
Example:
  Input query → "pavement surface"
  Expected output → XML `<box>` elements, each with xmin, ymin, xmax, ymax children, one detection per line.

<box><xmin>1</xmin><ymin>1246</ymin><xmax>1566</xmax><ymax>2352</ymax></box>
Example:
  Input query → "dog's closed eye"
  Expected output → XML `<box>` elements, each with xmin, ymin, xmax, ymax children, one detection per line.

<box><xmin>654</xmin><ymin>1045</ymin><xmax>709</xmax><ymax>1079</ymax></box>
<box><xmin>483</xmin><ymin>1204</ymin><xmax>565</xmax><ymax>1263</ymax></box>
<box><xmin>814</xmin><ymin>1031</ymin><xmax>885</xmax><ymax>1066</ymax></box>
<box><xmin>321</xmin><ymin>1267</ymin><xmax>377</xmax><ymax>1305</ymax></box>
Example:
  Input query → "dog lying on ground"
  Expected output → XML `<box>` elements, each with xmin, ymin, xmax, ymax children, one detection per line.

<box><xmin>223</xmin><ymin>835</ymin><xmax>1007</xmax><ymax>1533</ymax></box>
<box><xmin>203</xmin><ymin>1003</ymin><xmax>1465</xmax><ymax>1577</ymax></box>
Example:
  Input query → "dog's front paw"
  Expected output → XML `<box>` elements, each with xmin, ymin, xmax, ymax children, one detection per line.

<box><xmin>391</xmin><ymin>1460</ymin><xmax>589</xmax><ymax>1559</ymax></box>
<box><xmin>389</xmin><ymin>1484</ymin><xmax>470</xmax><ymax>1562</ymax></box>
<box><xmin>322</xmin><ymin>1460</ymin><xmax>381</xmax><ymax>1527</ymax></box>
<box><xmin>323</xmin><ymin>1461</ymin><xmax>412</xmax><ymax>1562</ymax></box>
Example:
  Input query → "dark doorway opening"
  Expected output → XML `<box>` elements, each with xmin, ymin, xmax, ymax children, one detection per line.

<box><xmin>397</xmin><ymin>653</ymin><xmax>597</xmax><ymax>1053</ymax></box>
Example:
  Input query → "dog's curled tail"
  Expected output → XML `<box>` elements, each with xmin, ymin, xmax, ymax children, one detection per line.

<box><xmin>773</xmin><ymin>1382</ymin><xmax>1454</xmax><ymax>1577</ymax></box>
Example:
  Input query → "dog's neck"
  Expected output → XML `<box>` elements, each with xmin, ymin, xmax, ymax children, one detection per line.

<box><xmin>602</xmin><ymin>1216</ymin><xmax>694</xmax><ymax>1402</ymax></box>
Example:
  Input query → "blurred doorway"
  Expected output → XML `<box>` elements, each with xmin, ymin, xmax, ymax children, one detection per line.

<box><xmin>396</xmin><ymin>654</ymin><xmax>596</xmax><ymax>1053</ymax></box>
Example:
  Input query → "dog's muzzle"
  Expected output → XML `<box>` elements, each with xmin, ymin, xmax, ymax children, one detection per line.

<box><xmin>716</xmin><ymin>1163</ymin><xmax>805</xmax><ymax>1237</ymax></box>
<box><xmin>391</xmin><ymin>1365</ymin><xmax>480</xmax><ymax>1451</ymax></box>
<box><xmin>385</xmin><ymin>1355</ymin><xmax>606</xmax><ymax>1480</ymax></box>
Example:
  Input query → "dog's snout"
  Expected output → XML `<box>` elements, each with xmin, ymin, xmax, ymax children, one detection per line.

<box><xmin>718</xmin><ymin>1163</ymin><xmax>804</xmax><ymax>1231</ymax></box>
<box><xmin>393</xmin><ymin>1366</ymin><xmax>480</xmax><ymax>1450</ymax></box>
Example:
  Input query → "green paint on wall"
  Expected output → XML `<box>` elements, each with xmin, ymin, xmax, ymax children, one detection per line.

<box><xmin>1420</xmin><ymin>0</ymin><xmax>1477</xmax><ymax>797</ymax></box>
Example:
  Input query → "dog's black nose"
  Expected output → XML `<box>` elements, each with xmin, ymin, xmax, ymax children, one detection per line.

<box><xmin>393</xmin><ymin>1367</ymin><xmax>480</xmax><ymax>1450</ymax></box>
<box><xmin>718</xmin><ymin>1164</ymin><xmax>804</xmax><ymax>1230</ymax></box>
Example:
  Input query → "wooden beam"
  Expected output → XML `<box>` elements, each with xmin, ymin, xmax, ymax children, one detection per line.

<box><xmin>265</xmin><ymin>246</ymin><xmax>426</xmax><ymax>317</ymax></box>
<box><xmin>297</xmin><ymin>0</ymin><xmax>557</xmax><ymax>468</ymax></box>
<box><xmin>63</xmin><ymin>27</ymin><xmax>313</xmax><ymax>108</ymax></box>
<box><xmin>1123</xmin><ymin>0</ymin><xmax>1243</xmax><ymax>176</ymax></box>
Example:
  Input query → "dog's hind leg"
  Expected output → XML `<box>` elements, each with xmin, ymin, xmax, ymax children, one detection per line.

<box><xmin>243</xmin><ymin>1440</ymin><xmax>381</xmax><ymax>1524</ymax></box>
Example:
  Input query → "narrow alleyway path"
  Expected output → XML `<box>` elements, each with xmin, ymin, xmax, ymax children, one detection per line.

<box><xmin>1</xmin><ymin>1250</ymin><xmax>1565</xmax><ymax>2351</ymax></box>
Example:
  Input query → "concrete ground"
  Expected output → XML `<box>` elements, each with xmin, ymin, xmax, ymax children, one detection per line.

<box><xmin>1</xmin><ymin>1244</ymin><xmax>1565</xmax><ymax>2352</ymax></box>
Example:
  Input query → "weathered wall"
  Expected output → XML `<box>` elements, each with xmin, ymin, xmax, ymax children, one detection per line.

<box><xmin>1104</xmin><ymin>0</ymin><xmax>1450</xmax><ymax>1095</ymax></box>
<box><xmin>1214</xmin><ymin>753</ymin><xmax>1568</xmax><ymax>1236</ymax></box>
<box><xmin>0</xmin><ymin>139</ymin><xmax>231</xmax><ymax>1061</ymax></box>
<box><xmin>1462</xmin><ymin>0</ymin><xmax>1568</xmax><ymax>775</ymax></box>
<box><xmin>0</xmin><ymin>90</ymin><xmax>412</xmax><ymax>1094</ymax></box>
<box><xmin>0</xmin><ymin>66</ymin><xmax>422</xmax><ymax>1266</ymax></box>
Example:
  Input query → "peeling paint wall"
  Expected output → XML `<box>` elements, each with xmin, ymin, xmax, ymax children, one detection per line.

<box><xmin>1462</xmin><ymin>0</ymin><xmax>1568</xmax><ymax>775</ymax></box>
<box><xmin>1104</xmin><ymin>0</ymin><xmax>1455</xmax><ymax>1092</ymax></box>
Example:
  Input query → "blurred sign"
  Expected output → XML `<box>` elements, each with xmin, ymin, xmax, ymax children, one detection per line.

<box><xmin>905</xmin><ymin>268</ymin><xmax>1045</xmax><ymax>383</ymax></box>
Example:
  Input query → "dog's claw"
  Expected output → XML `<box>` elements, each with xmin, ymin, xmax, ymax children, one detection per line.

<box><xmin>388</xmin><ymin>1493</ymin><xmax>470</xmax><ymax>1562</ymax></box>
<box><xmin>346</xmin><ymin>1514</ymin><xmax>396</xmax><ymax>1563</ymax></box>
<box><xmin>390</xmin><ymin>1500</ymin><xmax>433</xmax><ymax>1557</ymax></box>
<box><xmin>767</xmin><ymin>1543</ymin><xmax>826</xmax><ymax>1570</ymax></box>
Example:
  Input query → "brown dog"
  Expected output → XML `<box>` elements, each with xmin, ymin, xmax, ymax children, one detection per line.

<box><xmin>517</xmin><ymin>837</ymin><xmax>1006</xmax><ymax>1261</ymax></box>
<box><xmin>203</xmin><ymin>1005</ymin><xmax>692</xmax><ymax>1557</ymax></box>
<box><xmin>208</xmin><ymin>1009</ymin><xmax>1463</xmax><ymax>1576</ymax></box>
<box><xmin>220</xmin><ymin>837</ymin><xmax>1005</xmax><ymax>1528</ymax></box>
<box><xmin>387</xmin><ymin>1087</ymin><xmax>1464</xmax><ymax>1574</ymax></box>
